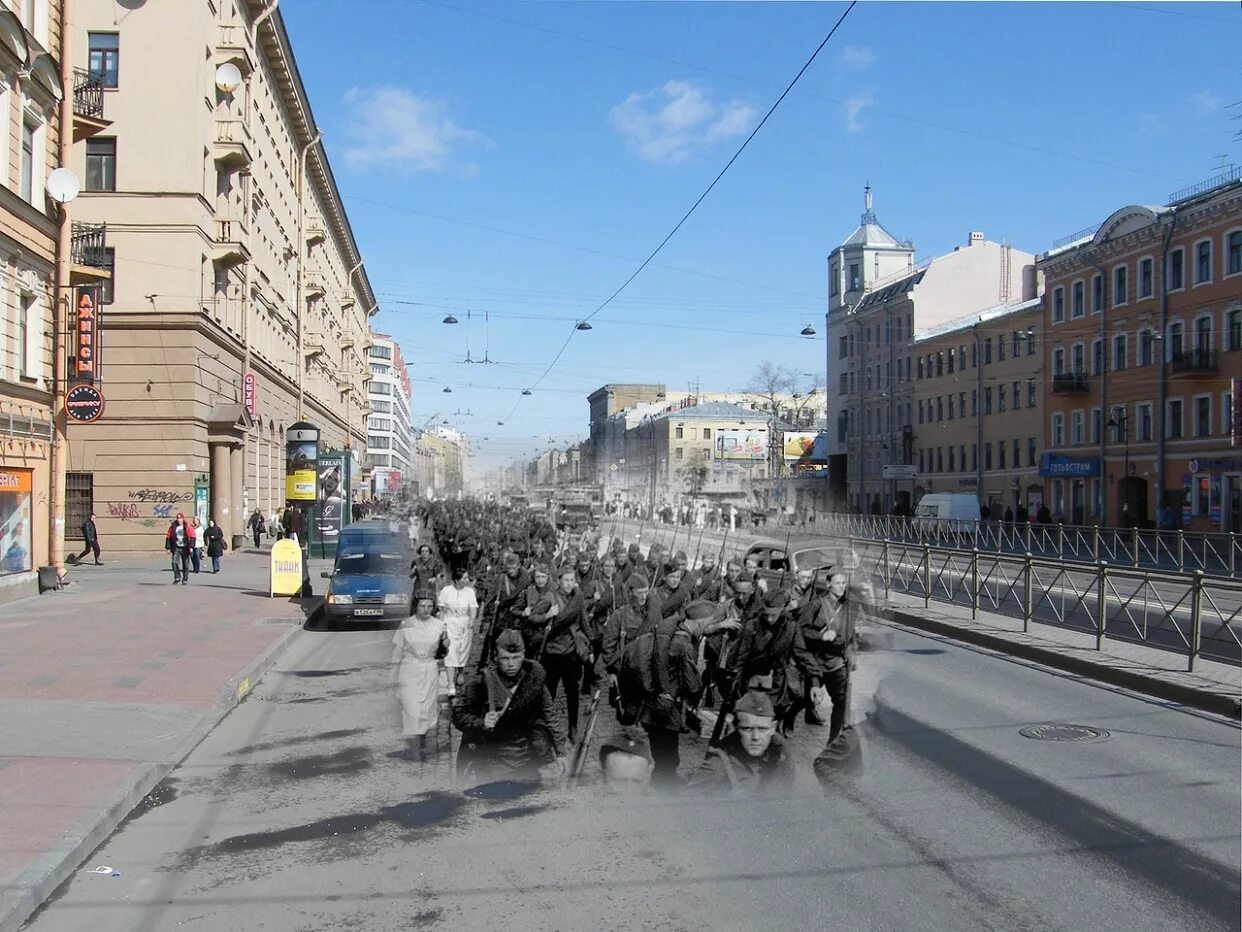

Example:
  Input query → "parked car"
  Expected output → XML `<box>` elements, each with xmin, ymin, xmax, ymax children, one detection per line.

<box><xmin>741</xmin><ymin>539</ymin><xmax>863</xmax><ymax>593</ymax></box>
<box><xmin>912</xmin><ymin>492</ymin><xmax>981</xmax><ymax>537</ymax></box>
<box><xmin>322</xmin><ymin>524</ymin><xmax>414</xmax><ymax>626</ymax></box>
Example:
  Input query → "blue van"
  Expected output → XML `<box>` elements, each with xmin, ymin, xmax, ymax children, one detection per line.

<box><xmin>322</xmin><ymin>524</ymin><xmax>415</xmax><ymax>625</ymax></box>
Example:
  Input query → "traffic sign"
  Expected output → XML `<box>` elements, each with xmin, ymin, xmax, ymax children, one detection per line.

<box><xmin>65</xmin><ymin>384</ymin><xmax>105</xmax><ymax>423</ymax></box>
<box><xmin>881</xmin><ymin>464</ymin><xmax>917</xmax><ymax>480</ymax></box>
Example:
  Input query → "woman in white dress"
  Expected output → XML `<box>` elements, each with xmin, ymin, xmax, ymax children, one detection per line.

<box><xmin>394</xmin><ymin>589</ymin><xmax>448</xmax><ymax>761</ymax></box>
<box><xmin>437</xmin><ymin>566</ymin><xmax>478</xmax><ymax>696</ymax></box>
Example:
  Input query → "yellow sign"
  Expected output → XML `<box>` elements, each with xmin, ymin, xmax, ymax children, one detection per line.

<box><xmin>270</xmin><ymin>539</ymin><xmax>304</xmax><ymax>596</ymax></box>
<box><xmin>285</xmin><ymin>470</ymin><xmax>316</xmax><ymax>501</ymax></box>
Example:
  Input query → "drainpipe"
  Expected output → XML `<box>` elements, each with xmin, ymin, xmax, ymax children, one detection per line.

<box><xmin>249</xmin><ymin>0</ymin><xmax>279</xmax><ymax>47</ymax></box>
<box><xmin>49</xmin><ymin>0</ymin><xmax>75</xmax><ymax>580</ymax></box>
<box><xmin>1156</xmin><ymin>212</ymin><xmax>1179</xmax><ymax>529</ymax></box>
<box><xmin>294</xmin><ymin>130</ymin><xmax>322</xmax><ymax>420</ymax></box>
<box><xmin>1088</xmin><ymin>255</ymin><xmax>1109</xmax><ymax>526</ymax></box>
<box><xmin>973</xmin><ymin>321</ymin><xmax>983</xmax><ymax>512</ymax></box>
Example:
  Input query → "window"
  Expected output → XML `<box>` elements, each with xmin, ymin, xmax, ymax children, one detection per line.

<box><xmin>1194</xmin><ymin>396</ymin><xmax>1211</xmax><ymax>437</ymax></box>
<box><xmin>1139</xmin><ymin>329</ymin><xmax>1156</xmax><ymax>366</ymax></box>
<box><xmin>367</xmin><ymin>435</ymin><xmax>390</xmax><ymax>449</ymax></box>
<box><xmin>1071</xmin><ymin>410</ymin><xmax>1084</xmax><ymax>445</ymax></box>
<box><xmin>936</xmin><ymin>448</ymin><xmax>943</xmax><ymax>472</ymax></box>
<box><xmin>1167</xmin><ymin>320</ymin><xmax>1184</xmax><ymax>359</ymax></box>
<box><xmin>1028</xmin><ymin>438</ymin><xmax>1037</xmax><ymax>467</ymax></box>
<box><xmin>960</xmin><ymin>391</ymin><xmax>967</xmax><ymax>416</ymax></box>
<box><xmin>1228</xmin><ymin>308</ymin><xmax>1241</xmax><ymax>351</ymax></box>
<box><xmin>947</xmin><ymin>351</ymin><xmax>954</xmax><ymax>374</ymax></box>
<box><xmin>998</xmin><ymin>443</ymin><xmax>1006</xmax><ymax>469</ymax></box>
<box><xmin>369</xmin><ymin>363</ymin><xmax>388</xmax><ymax>375</ymax></box>
<box><xmin>997</xmin><ymin>336</ymin><xmax>1006</xmax><ymax>361</ymax></box>
<box><xmin>984</xmin><ymin>338</ymin><xmax>992</xmax><ymax>364</ymax></box>
<box><xmin>971</xmin><ymin>342</ymin><xmax>978</xmax><ymax>367</ymax></box>
<box><xmin>1072</xmin><ymin>281</ymin><xmax>1085</xmax><ymax>318</ymax></box>
<box><xmin>675</xmin><ymin>447</ymin><xmax>683</xmax><ymax>461</ymax></box>
<box><xmin>958</xmin><ymin>346</ymin><xmax>966</xmax><ymax>369</ymax></box>
<box><xmin>1228</xmin><ymin>231</ymin><xmax>1242</xmax><ymax>276</ymax></box>
<box><xmin>1225</xmin><ymin>390</ymin><xmax>1235</xmax><ymax>437</ymax></box>
<box><xmin>1166</xmin><ymin>398</ymin><xmax>1183</xmax><ymax>439</ymax></box>
<box><xmin>948</xmin><ymin>395</ymin><xmax>955</xmax><ymax>420</ymax></box>
<box><xmin>99</xmin><ymin>248</ymin><xmax>114</xmax><ymax>304</ymax></box>
<box><xmin>1090</xmin><ymin>408</ymin><xmax>1101</xmax><ymax>444</ymax></box>
<box><xmin>984</xmin><ymin>443</ymin><xmax>992</xmax><ymax>470</ymax></box>
<box><xmin>936</xmin><ymin>397</ymin><xmax>943</xmax><ymax>421</ymax></box>
<box><xmin>971</xmin><ymin>389</ymin><xmax>977</xmax><ymax>416</ymax></box>
<box><xmin>971</xmin><ymin>444</ymin><xmax>978</xmax><ymax>470</ymax></box>
<box><xmin>369</xmin><ymin>345</ymin><xmax>392</xmax><ymax>359</ymax></box>
<box><xmin>1012</xmin><ymin>381</ymin><xmax>1020</xmax><ymax>410</ymax></box>
<box><xmin>948</xmin><ymin>446</ymin><xmax>955</xmax><ymax>471</ymax></box>
<box><xmin>916</xmin><ymin>357</ymin><xmax>924</xmax><ymax>380</ymax></box>
<box><xmin>1194</xmin><ymin>315</ymin><xmax>1212</xmax><ymax>353</ymax></box>
<box><xmin>66</xmin><ymin>473</ymin><xmax>94</xmax><ymax>537</ymax></box>
<box><xmin>674</xmin><ymin>426</ymin><xmax>683</xmax><ymax>439</ymax></box>
<box><xmin>1071</xmin><ymin>342</ymin><xmax>1084</xmax><ymax>375</ymax></box>
<box><xmin>88</xmin><ymin>33</ymin><xmax>119</xmax><ymax>88</ymax></box>
<box><xmin>838</xmin><ymin>336</ymin><xmax>847</xmax><ymax>359</ymax></box>
<box><xmin>984</xmin><ymin>387</ymin><xmax>992</xmax><ymax>414</ymax></box>
<box><xmin>19</xmin><ymin>293</ymin><xmax>36</xmax><ymax>379</ymax></box>
<box><xmin>1169</xmin><ymin>248</ymin><xmax>1184</xmax><ymax>290</ymax></box>
<box><xmin>998</xmin><ymin>388</ymin><xmax>1006</xmax><ymax>413</ymax></box>
<box><xmin>86</xmin><ymin>138</ymin><xmax>116</xmax><ymax>192</ymax></box>
<box><xmin>1195</xmin><ymin>240</ymin><xmax>1212</xmax><ymax>284</ymax></box>
<box><xmin>1091</xmin><ymin>337</ymin><xmax>1103</xmax><ymax>375</ymax></box>
<box><xmin>1028</xmin><ymin>381</ymin><xmax>1036</xmax><ymax>407</ymax></box>
<box><xmin>1137</xmin><ymin>403</ymin><xmax>1153</xmax><ymax>441</ymax></box>
<box><xmin>1139</xmin><ymin>257</ymin><xmax>1153</xmax><ymax>298</ymax></box>
<box><xmin>918</xmin><ymin>449</ymin><xmax>925</xmax><ymax>473</ymax></box>
<box><xmin>19</xmin><ymin>120</ymin><xmax>35</xmax><ymax>202</ymax></box>
<box><xmin>839</xmin><ymin>373</ymin><xmax>847</xmax><ymax>395</ymax></box>
<box><xmin>1027</xmin><ymin>331</ymin><xmax>1036</xmax><ymax>355</ymax></box>
<box><xmin>1112</xmin><ymin>333</ymin><xmax>1127</xmax><ymax>371</ymax></box>
<box><xmin>23</xmin><ymin>0</ymin><xmax>34</xmax><ymax>31</ymax></box>
<box><xmin>1012</xmin><ymin>331</ymin><xmax>1020</xmax><ymax>357</ymax></box>
<box><xmin>936</xmin><ymin>352</ymin><xmax>943</xmax><ymax>377</ymax></box>
<box><xmin>849</xmin><ymin>263</ymin><xmax>860</xmax><ymax>290</ymax></box>
<box><xmin>830</xmin><ymin>264</ymin><xmax>838</xmax><ymax>296</ymax></box>
<box><xmin>1053</xmin><ymin>347</ymin><xmax>1065</xmax><ymax>376</ymax></box>
<box><xmin>702</xmin><ymin>428</ymin><xmax>711</xmax><ymax>440</ymax></box>
<box><xmin>371</xmin><ymin>400</ymin><xmax>391</xmax><ymax>413</ymax></box>
<box><xmin>1113</xmin><ymin>266</ymin><xmax>1128</xmax><ymax>305</ymax></box>
<box><xmin>1052</xmin><ymin>287</ymin><xmax>1065</xmax><ymax>323</ymax></box>
<box><xmin>918</xmin><ymin>400</ymin><xmax>924</xmax><ymax>424</ymax></box>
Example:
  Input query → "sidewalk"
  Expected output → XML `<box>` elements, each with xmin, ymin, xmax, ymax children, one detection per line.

<box><xmin>0</xmin><ymin>545</ymin><xmax>329</xmax><ymax>932</ymax></box>
<box><xmin>601</xmin><ymin>519</ymin><xmax>1242</xmax><ymax>720</ymax></box>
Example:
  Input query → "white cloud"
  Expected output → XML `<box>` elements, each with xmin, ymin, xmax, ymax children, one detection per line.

<box><xmin>342</xmin><ymin>86</ymin><xmax>488</xmax><ymax>174</ymax></box>
<box><xmin>839</xmin><ymin>45</ymin><xmax>876</xmax><ymax>70</ymax></box>
<box><xmin>842</xmin><ymin>91</ymin><xmax>875</xmax><ymax>135</ymax></box>
<box><xmin>1192</xmin><ymin>91</ymin><xmax>1221</xmax><ymax>116</ymax></box>
<box><xmin>609</xmin><ymin>80</ymin><xmax>757</xmax><ymax>165</ymax></box>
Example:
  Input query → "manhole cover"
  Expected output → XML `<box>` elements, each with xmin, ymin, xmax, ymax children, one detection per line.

<box><xmin>1019</xmin><ymin>723</ymin><xmax>1110</xmax><ymax>742</ymax></box>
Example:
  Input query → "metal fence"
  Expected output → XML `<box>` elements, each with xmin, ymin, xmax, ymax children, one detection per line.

<box><xmin>849</xmin><ymin>537</ymin><xmax>1241</xmax><ymax>671</ymax></box>
<box><xmin>811</xmin><ymin>513</ymin><xmax>1241</xmax><ymax>579</ymax></box>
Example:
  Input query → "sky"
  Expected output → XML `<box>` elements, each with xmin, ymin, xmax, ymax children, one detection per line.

<box><xmin>279</xmin><ymin>0</ymin><xmax>1240</xmax><ymax>475</ymax></box>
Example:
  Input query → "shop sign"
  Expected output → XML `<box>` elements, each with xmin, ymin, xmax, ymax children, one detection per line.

<box><xmin>243</xmin><ymin>372</ymin><xmax>258</xmax><ymax>418</ymax></box>
<box><xmin>1039</xmin><ymin>453</ymin><xmax>1100</xmax><ymax>478</ymax></box>
<box><xmin>72</xmin><ymin>287</ymin><xmax>101</xmax><ymax>385</ymax></box>
<box><xmin>0</xmin><ymin>468</ymin><xmax>32</xmax><ymax>575</ymax></box>
<box><xmin>270</xmin><ymin>539</ymin><xmax>303</xmax><ymax>596</ymax></box>
<box><xmin>65</xmin><ymin>384</ymin><xmax>105</xmax><ymax>423</ymax></box>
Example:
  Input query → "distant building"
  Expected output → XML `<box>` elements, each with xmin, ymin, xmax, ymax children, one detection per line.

<box><xmin>416</xmin><ymin>426</ymin><xmax>468</xmax><ymax>499</ymax></box>
<box><xmin>366</xmin><ymin>333</ymin><xmax>412</xmax><ymax>497</ymax></box>
<box><xmin>587</xmin><ymin>383</ymin><xmax>666</xmax><ymax>482</ymax></box>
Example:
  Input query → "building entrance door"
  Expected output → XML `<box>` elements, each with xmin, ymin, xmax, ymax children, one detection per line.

<box><xmin>1223</xmin><ymin>474</ymin><xmax>1242</xmax><ymax>534</ymax></box>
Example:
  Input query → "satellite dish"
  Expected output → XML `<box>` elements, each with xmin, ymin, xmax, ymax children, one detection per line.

<box><xmin>46</xmin><ymin>168</ymin><xmax>80</xmax><ymax>204</ymax></box>
<box><xmin>215</xmin><ymin>62</ymin><xmax>244</xmax><ymax>93</ymax></box>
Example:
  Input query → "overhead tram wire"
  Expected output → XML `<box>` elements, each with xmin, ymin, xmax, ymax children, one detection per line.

<box><xmin>500</xmin><ymin>1</ymin><xmax>858</xmax><ymax>425</ymax></box>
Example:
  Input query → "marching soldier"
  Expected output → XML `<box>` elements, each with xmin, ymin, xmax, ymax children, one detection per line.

<box><xmin>688</xmin><ymin>690</ymin><xmax>794</xmax><ymax>795</ymax></box>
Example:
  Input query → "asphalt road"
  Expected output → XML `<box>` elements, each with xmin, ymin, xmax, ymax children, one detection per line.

<box><xmin>23</xmin><ymin>615</ymin><xmax>1240</xmax><ymax>931</ymax></box>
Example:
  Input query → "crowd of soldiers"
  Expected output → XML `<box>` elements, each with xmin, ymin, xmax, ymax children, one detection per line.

<box><xmin>411</xmin><ymin>498</ymin><xmax>868</xmax><ymax>795</ymax></box>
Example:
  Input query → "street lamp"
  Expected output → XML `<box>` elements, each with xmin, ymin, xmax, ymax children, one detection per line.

<box><xmin>1107</xmin><ymin>407</ymin><xmax>1130</xmax><ymax>526</ymax></box>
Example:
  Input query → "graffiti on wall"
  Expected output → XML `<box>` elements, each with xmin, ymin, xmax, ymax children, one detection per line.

<box><xmin>127</xmin><ymin>489</ymin><xmax>195</xmax><ymax>504</ymax></box>
<box><xmin>107</xmin><ymin>502</ymin><xmax>140</xmax><ymax>520</ymax></box>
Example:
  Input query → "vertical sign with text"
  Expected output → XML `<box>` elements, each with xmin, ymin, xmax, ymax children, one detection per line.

<box><xmin>72</xmin><ymin>286</ymin><xmax>102</xmax><ymax>385</ymax></box>
<box><xmin>243</xmin><ymin>371</ymin><xmax>258</xmax><ymax>418</ymax></box>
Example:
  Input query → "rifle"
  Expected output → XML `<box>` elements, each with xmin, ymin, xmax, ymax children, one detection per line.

<box><xmin>777</xmin><ymin>523</ymin><xmax>794</xmax><ymax>590</ymax></box>
<box><xmin>476</xmin><ymin>572</ymin><xmax>506</xmax><ymax>672</ymax></box>
<box><xmin>570</xmin><ymin>688</ymin><xmax>603</xmax><ymax>783</ymax></box>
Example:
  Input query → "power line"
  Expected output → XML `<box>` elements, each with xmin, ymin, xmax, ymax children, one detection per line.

<box><xmin>504</xmin><ymin>1</ymin><xmax>858</xmax><ymax>424</ymax></box>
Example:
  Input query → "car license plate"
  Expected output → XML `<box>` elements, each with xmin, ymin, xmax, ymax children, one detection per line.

<box><xmin>354</xmin><ymin>608</ymin><xmax>384</xmax><ymax>617</ymax></box>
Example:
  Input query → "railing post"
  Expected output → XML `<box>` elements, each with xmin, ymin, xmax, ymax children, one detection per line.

<box><xmin>1022</xmin><ymin>551</ymin><xmax>1033</xmax><ymax>634</ymax></box>
<box><xmin>1058</xmin><ymin>522</ymin><xmax>1065</xmax><ymax>559</ymax></box>
<box><xmin>1176</xmin><ymin>528</ymin><xmax>1184</xmax><ymax>572</ymax></box>
<box><xmin>1188</xmin><ymin>570</ymin><xmax>1204</xmax><ymax>673</ymax></box>
<box><xmin>882</xmin><ymin>539</ymin><xmax>890</xmax><ymax>598</ymax></box>
<box><xmin>970</xmin><ymin>547</ymin><xmax>979</xmax><ymax>620</ymax></box>
<box><xmin>1025</xmin><ymin>520</ymin><xmax>1032</xmax><ymax>555</ymax></box>
<box><xmin>923</xmin><ymin>543</ymin><xmax>931</xmax><ymax>609</ymax></box>
<box><xmin>1132</xmin><ymin>527</ymin><xmax>1140</xmax><ymax>568</ymax></box>
<box><xmin>1095</xmin><ymin>560</ymin><xmax>1107</xmax><ymax>650</ymax></box>
<box><xmin>1231</xmin><ymin>533</ymin><xmax>1238</xmax><ymax>578</ymax></box>
<box><xmin>1092</xmin><ymin>524</ymin><xmax>1099</xmax><ymax>562</ymax></box>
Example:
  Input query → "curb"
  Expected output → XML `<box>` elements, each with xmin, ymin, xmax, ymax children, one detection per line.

<box><xmin>0</xmin><ymin>621</ymin><xmax>305</xmax><ymax>932</ymax></box>
<box><xmin>884</xmin><ymin>607</ymin><xmax>1242</xmax><ymax>721</ymax></box>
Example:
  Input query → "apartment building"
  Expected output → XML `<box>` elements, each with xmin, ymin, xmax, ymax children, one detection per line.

<box><xmin>825</xmin><ymin>187</ymin><xmax>1038</xmax><ymax>513</ymax></box>
<box><xmin>1037</xmin><ymin>169</ymin><xmax>1241</xmax><ymax>532</ymax></box>
<box><xmin>911</xmin><ymin>298</ymin><xmax>1044</xmax><ymax>517</ymax></box>
<box><xmin>366</xmin><ymin>332</ymin><xmax>412</xmax><ymax>496</ymax></box>
<box><xmin>66</xmin><ymin>0</ymin><xmax>376</xmax><ymax>553</ymax></box>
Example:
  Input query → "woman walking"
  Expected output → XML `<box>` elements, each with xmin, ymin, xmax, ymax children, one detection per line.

<box><xmin>204</xmin><ymin>518</ymin><xmax>226</xmax><ymax>574</ymax></box>
<box><xmin>394</xmin><ymin>590</ymin><xmax>448</xmax><ymax>762</ymax></box>
<box><xmin>190</xmin><ymin>516</ymin><xmax>205</xmax><ymax>574</ymax></box>
<box><xmin>165</xmin><ymin>513</ymin><xmax>195</xmax><ymax>585</ymax></box>
<box><xmin>437</xmin><ymin>567</ymin><xmax>478</xmax><ymax>697</ymax></box>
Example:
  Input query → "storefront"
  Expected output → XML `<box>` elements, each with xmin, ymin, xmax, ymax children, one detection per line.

<box><xmin>1181</xmin><ymin>456</ymin><xmax>1242</xmax><ymax>534</ymax></box>
<box><xmin>1039</xmin><ymin>454</ymin><xmax>1101</xmax><ymax>525</ymax></box>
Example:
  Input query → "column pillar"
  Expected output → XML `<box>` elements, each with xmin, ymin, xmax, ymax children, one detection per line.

<box><xmin>210</xmin><ymin>441</ymin><xmax>232</xmax><ymax>532</ymax></box>
<box><xmin>230</xmin><ymin>441</ymin><xmax>244</xmax><ymax>549</ymax></box>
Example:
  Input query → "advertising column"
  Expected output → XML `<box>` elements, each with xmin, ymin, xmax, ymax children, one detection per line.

<box><xmin>285</xmin><ymin>423</ymin><xmax>319</xmax><ymax>569</ymax></box>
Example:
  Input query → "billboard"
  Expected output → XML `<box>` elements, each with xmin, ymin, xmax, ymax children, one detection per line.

<box><xmin>782</xmin><ymin>431</ymin><xmax>819</xmax><ymax>462</ymax></box>
<box><xmin>316</xmin><ymin>451</ymin><xmax>348</xmax><ymax>554</ymax></box>
<box><xmin>374</xmin><ymin>467</ymin><xmax>403</xmax><ymax>496</ymax></box>
<box><xmin>716</xmin><ymin>427</ymin><xmax>767</xmax><ymax>460</ymax></box>
<box><xmin>285</xmin><ymin>424</ymin><xmax>319</xmax><ymax>502</ymax></box>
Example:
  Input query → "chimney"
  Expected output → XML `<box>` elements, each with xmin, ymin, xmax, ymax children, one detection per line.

<box><xmin>969</xmin><ymin>231</ymin><xmax>985</xmax><ymax>246</ymax></box>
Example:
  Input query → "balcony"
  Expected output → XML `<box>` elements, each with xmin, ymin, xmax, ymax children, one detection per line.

<box><xmin>212</xmin><ymin>217</ymin><xmax>250</xmax><ymax>266</ymax></box>
<box><xmin>214</xmin><ymin>23</ymin><xmax>254</xmax><ymax>73</ymax></box>
<box><xmin>1170</xmin><ymin>349</ymin><xmax>1217</xmax><ymax>375</ymax></box>
<box><xmin>1051</xmin><ymin>373</ymin><xmax>1090</xmax><ymax>395</ymax></box>
<box><xmin>305</xmin><ymin>219</ymin><xmax>326</xmax><ymax>245</ymax></box>
<box><xmin>71</xmin><ymin>68</ymin><xmax>110</xmax><ymax>141</ymax></box>
<box><xmin>69</xmin><ymin>222</ymin><xmax>112</xmax><ymax>285</ymax></box>
<box><xmin>212</xmin><ymin>118</ymin><xmax>253</xmax><ymax>169</ymax></box>
<box><xmin>304</xmin><ymin>273</ymin><xmax>326</xmax><ymax>300</ymax></box>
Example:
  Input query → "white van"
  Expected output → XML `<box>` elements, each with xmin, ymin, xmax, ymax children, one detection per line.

<box><xmin>913</xmin><ymin>493</ymin><xmax>980</xmax><ymax>537</ymax></box>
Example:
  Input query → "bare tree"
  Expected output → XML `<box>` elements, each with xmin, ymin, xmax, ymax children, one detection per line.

<box><xmin>678</xmin><ymin>461</ymin><xmax>710</xmax><ymax>497</ymax></box>
<box><xmin>746</xmin><ymin>362</ymin><xmax>824</xmax><ymax>477</ymax></box>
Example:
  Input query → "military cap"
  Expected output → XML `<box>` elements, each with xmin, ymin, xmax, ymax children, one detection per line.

<box><xmin>684</xmin><ymin>599</ymin><xmax>722</xmax><ymax>621</ymax></box>
<box><xmin>761</xmin><ymin>588</ymin><xmax>790</xmax><ymax>610</ymax></box>
<box><xmin>734</xmin><ymin>690</ymin><xmax>776</xmax><ymax>719</ymax></box>
<box><xmin>495</xmin><ymin>628</ymin><xmax>525</xmax><ymax>653</ymax></box>
<box><xmin>599</xmin><ymin>726</ymin><xmax>653</xmax><ymax>763</ymax></box>
<box><xmin>502</xmin><ymin>551</ymin><xmax>520</xmax><ymax>567</ymax></box>
<box><xmin>531</xmin><ymin>562</ymin><xmax>551</xmax><ymax>575</ymax></box>
<box><xmin>627</xmin><ymin>572</ymin><xmax>652</xmax><ymax>590</ymax></box>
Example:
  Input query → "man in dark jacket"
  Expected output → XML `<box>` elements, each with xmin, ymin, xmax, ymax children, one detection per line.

<box><xmin>452</xmin><ymin>629</ymin><xmax>566</xmax><ymax>783</ymax></box>
<box><xmin>691</xmin><ymin>552</ymin><xmax>721</xmax><ymax>602</ymax></box>
<box><xmin>689</xmin><ymin>690</ymin><xmax>794</xmax><ymax>795</ymax></box>
<box><xmin>73</xmin><ymin>513</ymin><xmax>101</xmax><ymax>565</ymax></box>
<box><xmin>724</xmin><ymin>588</ymin><xmax>801</xmax><ymax>732</ymax></box>
<box><xmin>478</xmin><ymin>551</ymin><xmax>530</xmax><ymax>668</ymax></box>
<box><xmin>532</xmin><ymin>565</ymin><xmax>588</xmax><ymax>741</ymax></box>
<box><xmin>793</xmin><ymin>569</ymin><xmax>857</xmax><ymax>740</ymax></box>
<box><xmin>652</xmin><ymin>562</ymin><xmax>693</xmax><ymax>622</ymax></box>
<box><xmin>601</xmin><ymin>572</ymin><xmax>661</xmax><ymax>684</ymax></box>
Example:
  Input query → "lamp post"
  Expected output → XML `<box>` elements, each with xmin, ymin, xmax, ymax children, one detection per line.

<box><xmin>1107</xmin><ymin>407</ymin><xmax>1130</xmax><ymax>527</ymax></box>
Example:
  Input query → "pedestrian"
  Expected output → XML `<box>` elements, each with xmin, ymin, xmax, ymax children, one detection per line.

<box><xmin>688</xmin><ymin>689</ymin><xmax>794</xmax><ymax>795</ymax></box>
<box><xmin>437</xmin><ymin>566</ymin><xmax>478</xmax><ymax>697</ymax></box>
<box><xmin>793</xmin><ymin>570</ymin><xmax>857</xmax><ymax>741</ymax></box>
<box><xmin>725</xmin><ymin>588</ymin><xmax>801</xmax><ymax>734</ymax></box>
<box><xmin>395</xmin><ymin>589</ymin><xmax>449</xmax><ymax>762</ymax></box>
<box><xmin>204</xmin><ymin>518</ymin><xmax>226</xmax><ymax>573</ymax></box>
<box><xmin>73</xmin><ymin>512</ymin><xmax>101</xmax><ymax>565</ymax></box>
<box><xmin>537</xmin><ymin>565</ymin><xmax>588</xmax><ymax>742</ymax></box>
<box><xmin>190</xmin><ymin>516</ymin><xmax>204</xmax><ymax>573</ymax></box>
<box><xmin>164</xmin><ymin>513</ymin><xmax>195</xmax><ymax>585</ymax></box>
<box><xmin>248</xmin><ymin>508</ymin><xmax>265</xmax><ymax>548</ymax></box>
